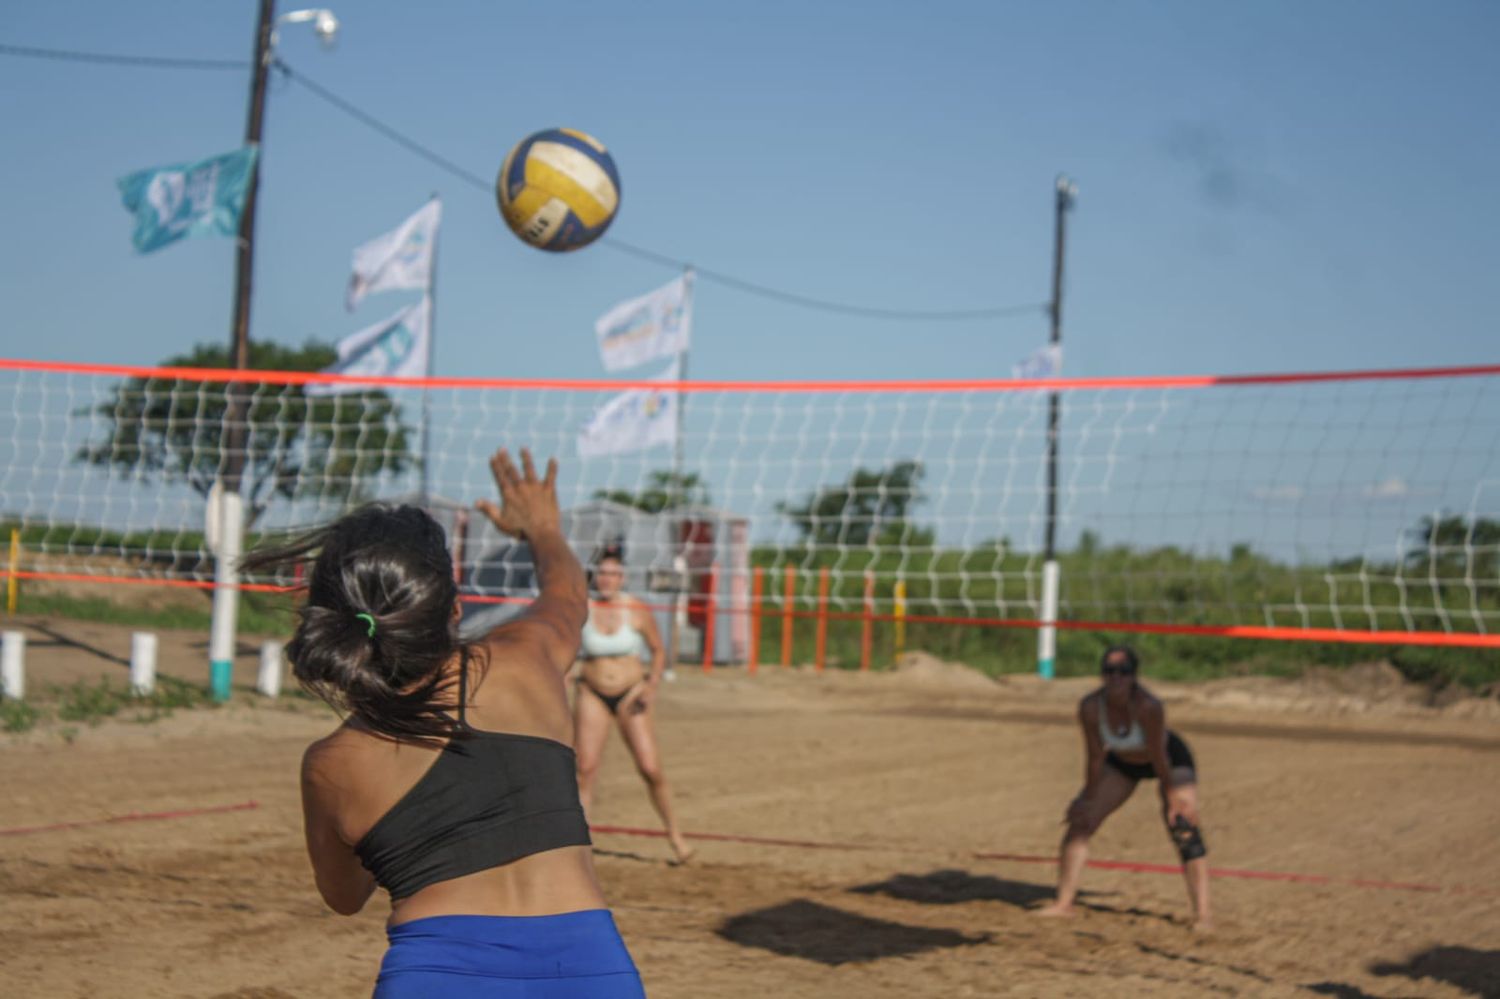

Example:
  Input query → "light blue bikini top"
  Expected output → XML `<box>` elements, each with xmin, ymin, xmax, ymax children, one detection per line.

<box><xmin>579</xmin><ymin>608</ymin><xmax>646</xmax><ymax>660</ymax></box>
<box><xmin>1098</xmin><ymin>702</ymin><xmax>1147</xmax><ymax>753</ymax></box>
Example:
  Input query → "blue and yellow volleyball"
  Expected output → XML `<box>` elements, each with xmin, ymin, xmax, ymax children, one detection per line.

<box><xmin>496</xmin><ymin>128</ymin><xmax>621</xmax><ymax>252</ymax></box>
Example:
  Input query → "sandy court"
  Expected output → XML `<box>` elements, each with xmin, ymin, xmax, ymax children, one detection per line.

<box><xmin>2</xmin><ymin>617</ymin><xmax>1499</xmax><ymax>997</ymax></box>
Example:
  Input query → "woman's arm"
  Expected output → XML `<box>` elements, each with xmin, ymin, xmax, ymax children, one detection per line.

<box><xmin>1066</xmin><ymin>697</ymin><xmax>1108</xmax><ymax>826</ymax></box>
<box><xmin>300</xmin><ymin>743</ymin><xmax>377</xmax><ymax>916</ymax></box>
<box><xmin>475</xmin><ymin>448</ymin><xmax>588</xmax><ymax>674</ymax></box>
<box><xmin>634</xmin><ymin>599</ymin><xmax>667</xmax><ymax>685</ymax></box>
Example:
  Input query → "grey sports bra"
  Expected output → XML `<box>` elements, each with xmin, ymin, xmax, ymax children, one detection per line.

<box><xmin>1097</xmin><ymin>699</ymin><xmax>1147</xmax><ymax>753</ymax></box>
<box><xmin>579</xmin><ymin>607</ymin><xmax>645</xmax><ymax>660</ymax></box>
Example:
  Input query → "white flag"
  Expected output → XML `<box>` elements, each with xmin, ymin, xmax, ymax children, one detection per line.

<box><xmin>1013</xmin><ymin>343</ymin><xmax>1062</xmax><ymax>381</ymax></box>
<box><xmin>309</xmin><ymin>297</ymin><xmax>431</xmax><ymax>395</ymax></box>
<box><xmin>577</xmin><ymin>360</ymin><xmax>681</xmax><ymax>458</ymax></box>
<box><xmin>593</xmin><ymin>274</ymin><xmax>692</xmax><ymax>372</ymax></box>
<box><xmin>346</xmin><ymin>200</ymin><xmax>441</xmax><ymax>311</ymax></box>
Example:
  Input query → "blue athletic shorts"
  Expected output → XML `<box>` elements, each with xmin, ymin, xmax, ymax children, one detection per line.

<box><xmin>372</xmin><ymin>910</ymin><xmax>644</xmax><ymax>998</ymax></box>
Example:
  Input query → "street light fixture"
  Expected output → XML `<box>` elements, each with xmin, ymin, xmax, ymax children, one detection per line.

<box><xmin>272</xmin><ymin>8</ymin><xmax>340</xmax><ymax>53</ymax></box>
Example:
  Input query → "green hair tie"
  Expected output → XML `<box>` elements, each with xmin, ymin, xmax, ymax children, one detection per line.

<box><xmin>355</xmin><ymin>613</ymin><xmax>376</xmax><ymax>637</ymax></box>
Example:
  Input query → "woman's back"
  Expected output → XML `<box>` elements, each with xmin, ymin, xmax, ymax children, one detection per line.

<box><xmin>306</xmin><ymin>638</ymin><xmax>606</xmax><ymax>925</ymax></box>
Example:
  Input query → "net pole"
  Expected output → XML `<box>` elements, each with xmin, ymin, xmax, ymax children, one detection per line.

<box><xmin>210</xmin><ymin>0</ymin><xmax>274</xmax><ymax>702</ymax></box>
<box><xmin>665</xmin><ymin>266</ymin><xmax>693</xmax><ymax>676</ymax></box>
<box><xmin>1039</xmin><ymin>175</ymin><xmax>1075</xmax><ymax>680</ymax></box>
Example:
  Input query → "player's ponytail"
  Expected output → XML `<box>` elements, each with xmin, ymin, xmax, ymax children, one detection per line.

<box><xmin>241</xmin><ymin>504</ymin><xmax>478</xmax><ymax>741</ymax></box>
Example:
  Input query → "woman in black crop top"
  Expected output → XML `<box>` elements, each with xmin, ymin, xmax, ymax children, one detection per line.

<box><xmin>243</xmin><ymin>448</ymin><xmax>644</xmax><ymax>998</ymax></box>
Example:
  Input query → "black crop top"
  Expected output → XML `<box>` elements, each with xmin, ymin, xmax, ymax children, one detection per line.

<box><xmin>354</xmin><ymin>655</ymin><xmax>592</xmax><ymax>899</ymax></box>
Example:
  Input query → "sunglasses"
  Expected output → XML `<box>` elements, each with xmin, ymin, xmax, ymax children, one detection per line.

<box><xmin>1101</xmin><ymin>665</ymin><xmax>1136</xmax><ymax>677</ymax></box>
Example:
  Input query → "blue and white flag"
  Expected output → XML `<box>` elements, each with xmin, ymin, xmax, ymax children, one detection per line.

<box><xmin>1013</xmin><ymin>343</ymin><xmax>1062</xmax><ymax>381</ymax></box>
<box><xmin>577</xmin><ymin>359</ymin><xmax>680</xmax><ymax>458</ymax></box>
<box><xmin>309</xmin><ymin>297</ymin><xmax>431</xmax><ymax>395</ymax></box>
<box><xmin>116</xmin><ymin>146</ymin><xmax>258</xmax><ymax>254</ymax></box>
<box><xmin>594</xmin><ymin>274</ymin><xmax>692</xmax><ymax>372</ymax></box>
<box><xmin>346</xmin><ymin>200</ymin><xmax>441</xmax><ymax>311</ymax></box>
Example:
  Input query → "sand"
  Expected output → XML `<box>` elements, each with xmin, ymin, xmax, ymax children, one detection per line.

<box><xmin>2</xmin><ymin>620</ymin><xmax>1498</xmax><ymax>997</ymax></box>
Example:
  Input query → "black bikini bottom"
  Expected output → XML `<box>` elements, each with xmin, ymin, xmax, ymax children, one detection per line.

<box><xmin>580</xmin><ymin>681</ymin><xmax>635</xmax><ymax>716</ymax></box>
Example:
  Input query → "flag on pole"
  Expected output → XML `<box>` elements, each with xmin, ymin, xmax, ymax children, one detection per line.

<box><xmin>593</xmin><ymin>274</ymin><xmax>692</xmax><ymax>372</ymax></box>
<box><xmin>1013</xmin><ymin>344</ymin><xmax>1062</xmax><ymax>381</ymax></box>
<box><xmin>116</xmin><ymin>146</ymin><xmax>258</xmax><ymax>254</ymax></box>
<box><xmin>346</xmin><ymin>200</ymin><xmax>441</xmax><ymax>311</ymax></box>
<box><xmin>576</xmin><ymin>359</ymin><xmax>681</xmax><ymax>458</ymax></box>
<box><xmin>309</xmin><ymin>297</ymin><xmax>432</xmax><ymax>395</ymax></box>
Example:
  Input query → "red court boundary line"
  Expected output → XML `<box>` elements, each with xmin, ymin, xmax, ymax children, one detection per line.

<box><xmin>11</xmin><ymin>568</ymin><xmax>1499</xmax><ymax>648</ymax></box>
<box><xmin>590</xmin><ymin>823</ymin><xmax>885</xmax><ymax>853</ymax></box>
<box><xmin>591</xmin><ymin>824</ymin><xmax>1492</xmax><ymax>896</ymax></box>
<box><xmin>0</xmin><ymin>800</ymin><xmax>260</xmax><ymax>838</ymax></box>
<box><xmin>3</xmin><ymin>357</ymin><xmax>1498</xmax><ymax>393</ymax></box>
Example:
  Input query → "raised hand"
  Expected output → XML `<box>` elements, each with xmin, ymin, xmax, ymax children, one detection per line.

<box><xmin>474</xmin><ymin>447</ymin><xmax>561</xmax><ymax>541</ymax></box>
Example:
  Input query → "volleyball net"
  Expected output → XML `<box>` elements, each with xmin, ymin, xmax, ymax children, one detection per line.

<box><xmin>3</xmin><ymin>357</ymin><xmax>1498</xmax><ymax>669</ymax></box>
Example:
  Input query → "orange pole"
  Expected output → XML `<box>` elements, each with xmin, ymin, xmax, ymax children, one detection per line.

<box><xmin>702</xmin><ymin>563</ymin><xmax>718</xmax><ymax>674</ymax></box>
<box><xmin>815</xmin><ymin>568</ymin><xmax>830</xmax><ymax>673</ymax></box>
<box><xmin>860</xmin><ymin>570</ymin><xmax>874</xmax><ymax>671</ymax></box>
<box><xmin>749</xmin><ymin>567</ymin><xmax>763</xmax><ymax>675</ymax></box>
<box><xmin>780</xmin><ymin>565</ymin><xmax>796</xmax><ymax>667</ymax></box>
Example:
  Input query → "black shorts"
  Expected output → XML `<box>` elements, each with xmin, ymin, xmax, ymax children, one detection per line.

<box><xmin>1105</xmin><ymin>731</ymin><xmax>1196</xmax><ymax>783</ymax></box>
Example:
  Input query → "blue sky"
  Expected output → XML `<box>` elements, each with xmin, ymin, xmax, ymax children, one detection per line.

<box><xmin>2</xmin><ymin>1</ymin><xmax>1496</xmax><ymax>382</ymax></box>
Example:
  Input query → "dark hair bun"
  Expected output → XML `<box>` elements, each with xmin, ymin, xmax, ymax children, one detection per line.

<box><xmin>243</xmin><ymin>504</ymin><xmax>471</xmax><ymax>741</ymax></box>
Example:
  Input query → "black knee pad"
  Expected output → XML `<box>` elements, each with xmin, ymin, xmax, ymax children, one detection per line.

<box><xmin>1170</xmin><ymin>817</ymin><xmax>1207</xmax><ymax>862</ymax></box>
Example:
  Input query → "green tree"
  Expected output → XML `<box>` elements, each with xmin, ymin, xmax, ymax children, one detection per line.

<box><xmin>594</xmin><ymin>470</ymin><xmax>711</xmax><ymax>513</ymax></box>
<box><xmin>1406</xmin><ymin>514</ymin><xmax>1500</xmax><ymax>583</ymax></box>
<box><xmin>776</xmin><ymin>460</ymin><xmax>926</xmax><ymax>546</ymax></box>
<box><xmin>75</xmin><ymin>340</ymin><xmax>415</xmax><ymax>526</ymax></box>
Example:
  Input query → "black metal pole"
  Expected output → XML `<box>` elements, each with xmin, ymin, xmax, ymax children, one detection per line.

<box><xmin>1043</xmin><ymin>175</ymin><xmax>1074</xmax><ymax>563</ymax></box>
<box><xmin>223</xmin><ymin>0</ymin><xmax>276</xmax><ymax>493</ymax></box>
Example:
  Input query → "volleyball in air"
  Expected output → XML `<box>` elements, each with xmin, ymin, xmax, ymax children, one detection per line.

<box><xmin>496</xmin><ymin>128</ymin><xmax>621</xmax><ymax>252</ymax></box>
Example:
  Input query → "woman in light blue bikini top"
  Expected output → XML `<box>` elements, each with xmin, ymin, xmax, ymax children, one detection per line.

<box><xmin>572</xmin><ymin>548</ymin><xmax>695</xmax><ymax>864</ymax></box>
<box><xmin>579</xmin><ymin>614</ymin><xmax>647</xmax><ymax>661</ymax></box>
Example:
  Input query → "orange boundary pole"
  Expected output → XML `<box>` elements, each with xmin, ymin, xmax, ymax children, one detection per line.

<box><xmin>860</xmin><ymin>571</ymin><xmax>874</xmax><ymax>671</ymax></box>
<box><xmin>815</xmin><ymin>568</ymin><xmax>830</xmax><ymax>673</ymax></box>
<box><xmin>749</xmin><ymin>567</ymin><xmax>763</xmax><ymax>675</ymax></box>
<box><xmin>702</xmin><ymin>564</ymin><xmax>718</xmax><ymax>674</ymax></box>
<box><xmin>781</xmin><ymin>566</ymin><xmax>796</xmax><ymax>667</ymax></box>
<box><xmin>893</xmin><ymin>579</ymin><xmax>907</xmax><ymax>657</ymax></box>
<box><xmin>6</xmin><ymin>529</ymin><xmax>18</xmax><ymax>614</ymax></box>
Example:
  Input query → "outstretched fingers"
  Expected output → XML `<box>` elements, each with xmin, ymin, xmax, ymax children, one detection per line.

<box><xmin>491</xmin><ymin>447</ymin><xmax>521</xmax><ymax>490</ymax></box>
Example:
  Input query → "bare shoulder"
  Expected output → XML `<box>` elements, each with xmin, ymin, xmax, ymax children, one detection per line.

<box><xmin>628</xmin><ymin>594</ymin><xmax>656</xmax><ymax>624</ymax></box>
<box><xmin>1077</xmin><ymin>690</ymin><xmax>1101</xmax><ymax>721</ymax></box>
<box><xmin>468</xmin><ymin>642</ymin><xmax>572</xmax><ymax>737</ymax></box>
<box><xmin>1134</xmin><ymin>685</ymin><xmax>1166</xmax><ymax>721</ymax></box>
<box><xmin>301</xmin><ymin>726</ymin><xmax>354</xmax><ymax>793</ymax></box>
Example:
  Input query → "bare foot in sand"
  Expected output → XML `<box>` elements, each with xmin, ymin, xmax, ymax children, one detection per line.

<box><xmin>1033</xmin><ymin>902</ymin><xmax>1075</xmax><ymax>918</ymax></box>
<box><xmin>669</xmin><ymin>837</ymin><xmax>696</xmax><ymax>865</ymax></box>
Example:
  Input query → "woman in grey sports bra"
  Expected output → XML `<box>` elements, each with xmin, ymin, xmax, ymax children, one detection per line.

<box><xmin>1035</xmin><ymin>645</ymin><xmax>1212</xmax><ymax>931</ymax></box>
<box><xmin>573</xmin><ymin>546</ymin><xmax>694</xmax><ymax>863</ymax></box>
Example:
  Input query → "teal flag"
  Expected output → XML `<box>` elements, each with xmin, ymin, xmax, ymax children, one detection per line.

<box><xmin>116</xmin><ymin>146</ymin><xmax>258</xmax><ymax>254</ymax></box>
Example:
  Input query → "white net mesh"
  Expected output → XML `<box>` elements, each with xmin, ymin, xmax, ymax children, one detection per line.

<box><xmin>3</xmin><ymin>360</ymin><xmax>1499</xmax><ymax>660</ymax></box>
